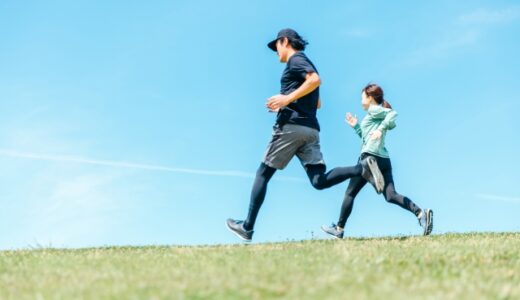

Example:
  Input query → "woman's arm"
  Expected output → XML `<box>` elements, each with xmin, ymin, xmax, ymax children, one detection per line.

<box><xmin>369</xmin><ymin>106</ymin><xmax>398</xmax><ymax>140</ymax></box>
<box><xmin>377</xmin><ymin>109</ymin><xmax>398</xmax><ymax>133</ymax></box>
<box><xmin>346</xmin><ymin>113</ymin><xmax>362</xmax><ymax>138</ymax></box>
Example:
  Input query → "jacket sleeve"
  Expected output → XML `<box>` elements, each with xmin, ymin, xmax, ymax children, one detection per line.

<box><xmin>353</xmin><ymin>123</ymin><xmax>363</xmax><ymax>138</ymax></box>
<box><xmin>376</xmin><ymin>109</ymin><xmax>398</xmax><ymax>132</ymax></box>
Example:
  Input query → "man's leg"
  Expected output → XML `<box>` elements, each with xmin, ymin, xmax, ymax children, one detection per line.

<box><xmin>227</xmin><ymin>125</ymin><xmax>304</xmax><ymax>241</ymax></box>
<box><xmin>305</xmin><ymin>163</ymin><xmax>363</xmax><ymax>190</ymax></box>
<box><xmin>297</xmin><ymin>131</ymin><xmax>379</xmax><ymax>191</ymax></box>
<box><xmin>226</xmin><ymin>163</ymin><xmax>276</xmax><ymax>241</ymax></box>
<box><xmin>243</xmin><ymin>163</ymin><xmax>277</xmax><ymax>230</ymax></box>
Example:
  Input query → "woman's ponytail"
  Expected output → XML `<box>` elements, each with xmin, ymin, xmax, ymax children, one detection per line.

<box><xmin>383</xmin><ymin>100</ymin><xmax>392</xmax><ymax>109</ymax></box>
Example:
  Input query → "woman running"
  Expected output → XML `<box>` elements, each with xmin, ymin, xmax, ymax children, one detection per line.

<box><xmin>321</xmin><ymin>83</ymin><xmax>433</xmax><ymax>238</ymax></box>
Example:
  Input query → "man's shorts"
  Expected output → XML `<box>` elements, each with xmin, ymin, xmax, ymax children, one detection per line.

<box><xmin>263</xmin><ymin>124</ymin><xmax>325</xmax><ymax>170</ymax></box>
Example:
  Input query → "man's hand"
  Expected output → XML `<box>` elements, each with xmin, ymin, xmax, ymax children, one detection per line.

<box><xmin>266</xmin><ymin>94</ymin><xmax>292</xmax><ymax>111</ymax></box>
<box><xmin>369</xmin><ymin>129</ymin><xmax>382</xmax><ymax>140</ymax></box>
<box><xmin>266</xmin><ymin>72</ymin><xmax>321</xmax><ymax>112</ymax></box>
<box><xmin>345</xmin><ymin>112</ymin><xmax>358</xmax><ymax>127</ymax></box>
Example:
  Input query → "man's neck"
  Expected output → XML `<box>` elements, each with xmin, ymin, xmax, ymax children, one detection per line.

<box><xmin>286</xmin><ymin>49</ymin><xmax>298</xmax><ymax>61</ymax></box>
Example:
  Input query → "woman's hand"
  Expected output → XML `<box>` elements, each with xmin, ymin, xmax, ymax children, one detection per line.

<box><xmin>345</xmin><ymin>112</ymin><xmax>358</xmax><ymax>127</ymax></box>
<box><xmin>370</xmin><ymin>129</ymin><xmax>382</xmax><ymax>140</ymax></box>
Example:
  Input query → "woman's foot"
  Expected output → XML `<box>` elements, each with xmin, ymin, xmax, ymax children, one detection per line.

<box><xmin>417</xmin><ymin>209</ymin><xmax>433</xmax><ymax>236</ymax></box>
<box><xmin>361</xmin><ymin>156</ymin><xmax>385</xmax><ymax>194</ymax></box>
<box><xmin>321</xmin><ymin>223</ymin><xmax>344</xmax><ymax>239</ymax></box>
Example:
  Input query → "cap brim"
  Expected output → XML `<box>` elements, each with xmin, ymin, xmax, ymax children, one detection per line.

<box><xmin>267</xmin><ymin>39</ymin><xmax>278</xmax><ymax>51</ymax></box>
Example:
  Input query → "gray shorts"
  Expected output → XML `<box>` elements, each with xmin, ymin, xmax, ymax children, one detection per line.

<box><xmin>263</xmin><ymin>124</ymin><xmax>326</xmax><ymax>170</ymax></box>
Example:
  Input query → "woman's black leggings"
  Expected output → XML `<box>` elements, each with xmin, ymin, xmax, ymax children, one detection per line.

<box><xmin>337</xmin><ymin>154</ymin><xmax>422</xmax><ymax>228</ymax></box>
<box><xmin>243</xmin><ymin>162</ymin><xmax>362</xmax><ymax>231</ymax></box>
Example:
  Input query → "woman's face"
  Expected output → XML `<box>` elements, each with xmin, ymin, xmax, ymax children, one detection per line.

<box><xmin>361</xmin><ymin>91</ymin><xmax>372</xmax><ymax>110</ymax></box>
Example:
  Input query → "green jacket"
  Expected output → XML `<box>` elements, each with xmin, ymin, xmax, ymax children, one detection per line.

<box><xmin>352</xmin><ymin>104</ymin><xmax>397</xmax><ymax>158</ymax></box>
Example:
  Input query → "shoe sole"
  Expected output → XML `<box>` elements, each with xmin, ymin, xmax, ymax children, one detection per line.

<box><xmin>320</xmin><ymin>226</ymin><xmax>343</xmax><ymax>239</ymax></box>
<box><xmin>225</xmin><ymin>221</ymin><xmax>252</xmax><ymax>242</ymax></box>
<box><xmin>423</xmin><ymin>209</ymin><xmax>433</xmax><ymax>236</ymax></box>
<box><xmin>367</xmin><ymin>157</ymin><xmax>385</xmax><ymax>194</ymax></box>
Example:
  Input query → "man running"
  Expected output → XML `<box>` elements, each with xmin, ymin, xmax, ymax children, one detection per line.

<box><xmin>226</xmin><ymin>29</ymin><xmax>382</xmax><ymax>242</ymax></box>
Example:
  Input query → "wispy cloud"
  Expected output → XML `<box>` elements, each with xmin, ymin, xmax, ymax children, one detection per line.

<box><xmin>458</xmin><ymin>6</ymin><xmax>520</xmax><ymax>25</ymax></box>
<box><xmin>0</xmin><ymin>149</ymin><xmax>305</xmax><ymax>182</ymax></box>
<box><xmin>402</xmin><ymin>30</ymin><xmax>479</xmax><ymax>67</ymax></box>
<box><xmin>342</xmin><ymin>27</ymin><xmax>372</xmax><ymax>39</ymax></box>
<box><xmin>394</xmin><ymin>5</ymin><xmax>519</xmax><ymax>68</ymax></box>
<box><xmin>475</xmin><ymin>193</ymin><xmax>520</xmax><ymax>204</ymax></box>
<box><xmin>23</xmin><ymin>172</ymin><xmax>123</xmax><ymax>248</ymax></box>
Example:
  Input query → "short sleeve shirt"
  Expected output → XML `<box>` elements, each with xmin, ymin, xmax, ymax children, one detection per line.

<box><xmin>276</xmin><ymin>52</ymin><xmax>320</xmax><ymax>131</ymax></box>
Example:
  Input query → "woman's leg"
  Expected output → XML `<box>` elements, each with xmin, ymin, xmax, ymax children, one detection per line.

<box><xmin>381</xmin><ymin>166</ymin><xmax>422</xmax><ymax>217</ymax></box>
<box><xmin>337</xmin><ymin>176</ymin><xmax>367</xmax><ymax>228</ymax></box>
<box><xmin>243</xmin><ymin>163</ymin><xmax>277</xmax><ymax>230</ymax></box>
<box><xmin>382</xmin><ymin>169</ymin><xmax>434</xmax><ymax>235</ymax></box>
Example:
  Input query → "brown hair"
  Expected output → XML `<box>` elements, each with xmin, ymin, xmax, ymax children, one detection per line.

<box><xmin>362</xmin><ymin>83</ymin><xmax>392</xmax><ymax>109</ymax></box>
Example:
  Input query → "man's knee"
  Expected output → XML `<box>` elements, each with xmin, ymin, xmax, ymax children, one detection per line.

<box><xmin>256</xmin><ymin>163</ymin><xmax>276</xmax><ymax>179</ymax></box>
<box><xmin>306</xmin><ymin>164</ymin><xmax>327</xmax><ymax>190</ymax></box>
<box><xmin>311</xmin><ymin>180</ymin><xmax>326</xmax><ymax>190</ymax></box>
<box><xmin>384</xmin><ymin>191</ymin><xmax>398</xmax><ymax>202</ymax></box>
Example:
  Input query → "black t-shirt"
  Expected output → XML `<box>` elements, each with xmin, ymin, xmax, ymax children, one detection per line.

<box><xmin>276</xmin><ymin>52</ymin><xmax>320</xmax><ymax>131</ymax></box>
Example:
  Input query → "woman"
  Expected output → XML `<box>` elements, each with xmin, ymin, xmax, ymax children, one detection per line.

<box><xmin>321</xmin><ymin>83</ymin><xmax>433</xmax><ymax>238</ymax></box>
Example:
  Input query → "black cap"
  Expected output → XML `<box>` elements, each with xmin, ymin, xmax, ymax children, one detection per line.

<box><xmin>267</xmin><ymin>28</ymin><xmax>302</xmax><ymax>52</ymax></box>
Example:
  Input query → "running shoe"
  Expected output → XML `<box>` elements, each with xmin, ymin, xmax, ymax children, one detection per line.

<box><xmin>418</xmin><ymin>209</ymin><xmax>433</xmax><ymax>236</ymax></box>
<box><xmin>321</xmin><ymin>223</ymin><xmax>344</xmax><ymax>239</ymax></box>
<box><xmin>226</xmin><ymin>218</ymin><xmax>253</xmax><ymax>242</ymax></box>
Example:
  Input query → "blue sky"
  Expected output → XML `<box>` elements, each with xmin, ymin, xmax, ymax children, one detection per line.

<box><xmin>0</xmin><ymin>0</ymin><xmax>518</xmax><ymax>249</ymax></box>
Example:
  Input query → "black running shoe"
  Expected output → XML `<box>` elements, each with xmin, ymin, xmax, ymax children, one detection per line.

<box><xmin>361</xmin><ymin>156</ymin><xmax>385</xmax><ymax>194</ymax></box>
<box><xmin>418</xmin><ymin>209</ymin><xmax>433</xmax><ymax>236</ymax></box>
<box><xmin>321</xmin><ymin>223</ymin><xmax>344</xmax><ymax>239</ymax></box>
<box><xmin>226</xmin><ymin>218</ymin><xmax>253</xmax><ymax>242</ymax></box>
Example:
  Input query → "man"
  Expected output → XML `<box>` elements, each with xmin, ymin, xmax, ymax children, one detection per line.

<box><xmin>226</xmin><ymin>29</ymin><xmax>382</xmax><ymax>242</ymax></box>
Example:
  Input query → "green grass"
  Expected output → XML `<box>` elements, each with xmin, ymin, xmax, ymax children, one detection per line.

<box><xmin>1</xmin><ymin>233</ymin><xmax>519</xmax><ymax>299</ymax></box>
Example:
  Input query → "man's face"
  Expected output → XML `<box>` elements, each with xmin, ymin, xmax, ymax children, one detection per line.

<box><xmin>275</xmin><ymin>38</ymin><xmax>289</xmax><ymax>63</ymax></box>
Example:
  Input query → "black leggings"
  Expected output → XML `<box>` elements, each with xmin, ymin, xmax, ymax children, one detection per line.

<box><xmin>337</xmin><ymin>154</ymin><xmax>422</xmax><ymax>228</ymax></box>
<box><xmin>243</xmin><ymin>162</ymin><xmax>362</xmax><ymax>230</ymax></box>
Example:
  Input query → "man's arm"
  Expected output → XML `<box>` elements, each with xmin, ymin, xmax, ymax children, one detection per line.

<box><xmin>266</xmin><ymin>72</ymin><xmax>321</xmax><ymax>110</ymax></box>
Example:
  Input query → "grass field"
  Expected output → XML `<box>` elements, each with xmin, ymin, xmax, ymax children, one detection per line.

<box><xmin>0</xmin><ymin>232</ymin><xmax>519</xmax><ymax>299</ymax></box>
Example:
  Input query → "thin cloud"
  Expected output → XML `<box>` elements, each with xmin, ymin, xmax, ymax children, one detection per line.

<box><xmin>400</xmin><ymin>30</ymin><xmax>479</xmax><ymax>67</ymax></box>
<box><xmin>393</xmin><ymin>5</ymin><xmax>519</xmax><ymax>68</ymax></box>
<box><xmin>0</xmin><ymin>149</ymin><xmax>305</xmax><ymax>182</ymax></box>
<box><xmin>458</xmin><ymin>7</ymin><xmax>520</xmax><ymax>25</ymax></box>
<box><xmin>475</xmin><ymin>193</ymin><xmax>520</xmax><ymax>204</ymax></box>
<box><xmin>25</xmin><ymin>172</ymin><xmax>121</xmax><ymax>248</ymax></box>
<box><xmin>342</xmin><ymin>27</ymin><xmax>372</xmax><ymax>39</ymax></box>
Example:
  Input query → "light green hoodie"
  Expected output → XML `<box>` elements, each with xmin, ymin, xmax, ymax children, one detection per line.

<box><xmin>352</xmin><ymin>104</ymin><xmax>397</xmax><ymax>158</ymax></box>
